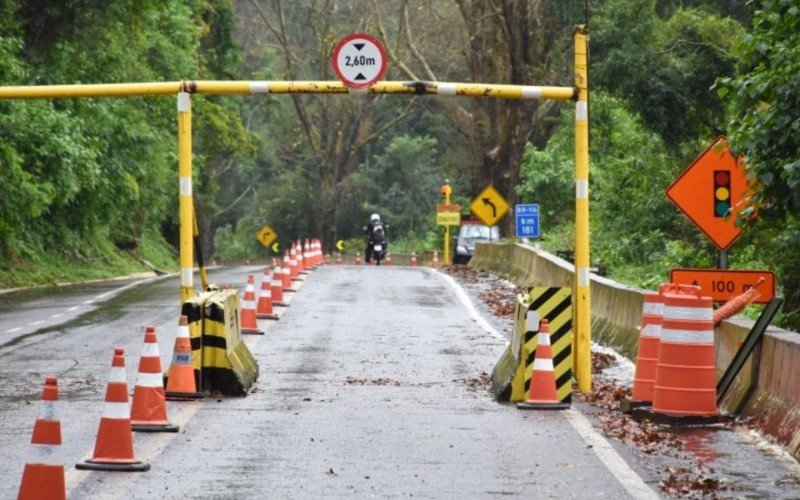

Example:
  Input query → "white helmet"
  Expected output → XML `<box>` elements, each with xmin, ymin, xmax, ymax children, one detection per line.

<box><xmin>370</xmin><ymin>213</ymin><xmax>380</xmax><ymax>222</ymax></box>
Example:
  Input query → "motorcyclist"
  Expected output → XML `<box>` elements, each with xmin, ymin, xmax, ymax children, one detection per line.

<box><xmin>363</xmin><ymin>213</ymin><xmax>388</xmax><ymax>263</ymax></box>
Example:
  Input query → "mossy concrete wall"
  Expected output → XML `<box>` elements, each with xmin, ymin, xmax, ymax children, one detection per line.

<box><xmin>471</xmin><ymin>242</ymin><xmax>800</xmax><ymax>460</ymax></box>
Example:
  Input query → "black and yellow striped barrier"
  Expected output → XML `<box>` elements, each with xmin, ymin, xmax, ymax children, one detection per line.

<box><xmin>177</xmin><ymin>289</ymin><xmax>258</xmax><ymax>396</ymax></box>
<box><xmin>491</xmin><ymin>287</ymin><xmax>573</xmax><ymax>403</ymax></box>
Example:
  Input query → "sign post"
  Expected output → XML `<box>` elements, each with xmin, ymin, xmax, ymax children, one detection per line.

<box><xmin>438</xmin><ymin>183</ymin><xmax>459</xmax><ymax>265</ymax></box>
<box><xmin>515</xmin><ymin>204</ymin><xmax>540</xmax><ymax>238</ymax></box>
<box><xmin>331</xmin><ymin>34</ymin><xmax>387</xmax><ymax>88</ymax></box>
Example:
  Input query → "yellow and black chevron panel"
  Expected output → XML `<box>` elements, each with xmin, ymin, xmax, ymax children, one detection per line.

<box><xmin>491</xmin><ymin>294</ymin><xmax>531</xmax><ymax>401</ymax></box>
<box><xmin>179</xmin><ymin>291</ymin><xmax>213</xmax><ymax>390</ymax></box>
<box><xmin>201</xmin><ymin>289</ymin><xmax>259</xmax><ymax>396</ymax></box>
<box><xmin>523</xmin><ymin>287</ymin><xmax>573</xmax><ymax>403</ymax></box>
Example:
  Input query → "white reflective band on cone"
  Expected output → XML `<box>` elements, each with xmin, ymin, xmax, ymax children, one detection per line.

<box><xmin>37</xmin><ymin>400</ymin><xmax>58</xmax><ymax>421</ymax></box>
<box><xmin>660</xmin><ymin>327</ymin><xmax>714</xmax><ymax>344</ymax></box>
<box><xmin>108</xmin><ymin>367</ymin><xmax>127</xmax><ymax>383</ymax></box>
<box><xmin>181</xmin><ymin>268</ymin><xmax>193</xmax><ymax>287</ymax></box>
<box><xmin>271</xmin><ymin>280</ymin><xmax>282</xmax><ymax>287</ymax></box>
<box><xmin>173</xmin><ymin>352</ymin><xmax>192</xmax><ymax>365</ymax></box>
<box><xmin>140</xmin><ymin>343</ymin><xmax>160</xmax><ymax>357</ymax></box>
<box><xmin>250</xmin><ymin>82</ymin><xmax>269</xmax><ymax>93</ymax></box>
<box><xmin>135</xmin><ymin>372</ymin><xmax>164</xmax><ymax>388</ymax></box>
<box><xmin>243</xmin><ymin>300</ymin><xmax>255</xmax><ymax>309</ymax></box>
<box><xmin>641</xmin><ymin>324</ymin><xmax>661</xmax><ymax>338</ymax></box>
<box><xmin>533</xmin><ymin>358</ymin><xmax>554</xmax><ymax>371</ymax></box>
<box><xmin>28</xmin><ymin>443</ymin><xmax>64</xmax><ymax>464</ymax></box>
<box><xmin>177</xmin><ymin>325</ymin><xmax>190</xmax><ymax>339</ymax></box>
<box><xmin>522</xmin><ymin>86</ymin><xmax>542</xmax><ymax>99</ymax></box>
<box><xmin>538</xmin><ymin>334</ymin><xmax>552</xmax><ymax>346</ymax></box>
<box><xmin>437</xmin><ymin>83</ymin><xmax>457</xmax><ymax>96</ymax></box>
<box><xmin>664</xmin><ymin>305</ymin><xmax>713</xmax><ymax>321</ymax></box>
<box><xmin>101</xmin><ymin>401</ymin><xmax>131</xmax><ymax>419</ymax></box>
<box><xmin>642</xmin><ymin>302</ymin><xmax>663</xmax><ymax>315</ymax></box>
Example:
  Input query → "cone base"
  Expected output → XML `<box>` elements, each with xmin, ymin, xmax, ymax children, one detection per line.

<box><xmin>132</xmin><ymin>423</ymin><xmax>179</xmax><ymax>433</ymax></box>
<box><xmin>283</xmin><ymin>289</ymin><xmax>297</xmax><ymax>294</ymax></box>
<box><xmin>517</xmin><ymin>401</ymin><xmax>569</xmax><ymax>410</ymax></box>
<box><xmin>273</xmin><ymin>301</ymin><xmax>290</xmax><ymax>307</ymax></box>
<box><xmin>630</xmin><ymin>407</ymin><xmax>732</xmax><ymax>426</ymax></box>
<box><xmin>256</xmin><ymin>313</ymin><xmax>279</xmax><ymax>320</ymax></box>
<box><xmin>165</xmin><ymin>390</ymin><xmax>206</xmax><ymax>401</ymax></box>
<box><xmin>241</xmin><ymin>328</ymin><xmax>265</xmax><ymax>335</ymax></box>
<box><xmin>299</xmin><ymin>271</ymin><xmax>309</xmax><ymax>275</ymax></box>
<box><xmin>76</xmin><ymin>459</ymin><xmax>150</xmax><ymax>472</ymax></box>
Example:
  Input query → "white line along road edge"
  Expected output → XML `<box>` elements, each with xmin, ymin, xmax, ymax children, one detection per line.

<box><xmin>433</xmin><ymin>268</ymin><xmax>658</xmax><ymax>499</ymax></box>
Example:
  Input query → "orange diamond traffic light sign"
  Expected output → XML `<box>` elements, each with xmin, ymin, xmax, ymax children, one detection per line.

<box><xmin>666</xmin><ymin>137</ymin><xmax>754</xmax><ymax>251</ymax></box>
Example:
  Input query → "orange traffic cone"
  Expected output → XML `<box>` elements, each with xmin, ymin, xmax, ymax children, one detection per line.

<box><xmin>131</xmin><ymin>327</ymin><xmax>179</xmax><ymax>432</ymax></box>
<box><xmin>271</xmin><ymin>263</ymin><xmax>289</xmax><ymax>306</ymax></box>
<box><xmin>282</xmin><ymin>252</ymin><xmax>295</xmax><ymax>291</ymax></box>
<box><xmin>631</xmin><ymin>292</ymin><xmax>664</xmax><ymax>403</ymax></box>
<box><xmin>517</xmin><ymin>320</ymin><xmax>569</xmax><ymax>410</ymax></box>
<box><xmin>411</xmin><ymin>252</ymin><xmax>418</xmax><ymax>267</ymax></box>
<box><xmin>18</xmin><ymin>376</ymin><xmax>65</xmax><ymax>500</ymax></box>
<box><xmin>355</xmin><ymin>253</ymin><xmax>361</xmax><ymax>265</ymax></box>
<box><xmin>432</xmin><ymin>250</ymin><xmax>439</xmax><ymax>267</ymax></box>
<box><xmin>166</xmin><ymin>316</ymin><xmax>204</xmax><ymax>400</ymax></box>
<box><xmin>241</xmin><ymin>275</ymin><xmax>265</xmax><ymax>335</ymax></box>
<box><xmin>336</xmin><ymin>252</ymin><xmax>343</xmax><ymax>265</ymax></box>
<box><xmin>76</xmin><ymin>348</ymin><xmax>150</xmax><ymax>471</ymax></box>
<box><xmin>652</xmin><ymin>291</ymin><xmax>717</xmax><ymax>416</ymax></box>
<box><xmin>256</xmin><ymin>268</ymin><xmax>279</xmax><ymax>320</ymax></box>
<box><xmin>315</xmin><ymin>241</ymin><xmax>323</xmax><ymax>266</ymax></box>
<box><xmin>386</xmin><ymin>253</ymin><xmax>393</xmax><ymax>266</ymax></box>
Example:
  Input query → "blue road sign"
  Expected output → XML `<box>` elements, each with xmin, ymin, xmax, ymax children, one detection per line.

<box><xmin>515</xmin><ymin>204</ymin><xmax>540</xmax><ymax>238</ymax></box>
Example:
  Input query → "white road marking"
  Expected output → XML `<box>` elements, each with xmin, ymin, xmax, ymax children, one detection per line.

<box><xmin>30</xmin><ymin>320</ymin><xmax>44</xmax><ymax>326</ymax></box>
<box><xmin>95</xmin><ymin>279</ymin><xmax>150</xmax><ymax>300</ymax></box>
<box><xmin>7</xmin><ymin>327</ymin><xmax>21</xmax><ymax>333</ymax></box>
<box><xmin>433</xmin><ymin>269</ymin><xmax>507</xmax><ymax>343</ymax></box>
<box><xmin>436</xmin><ymin>267</ymin><xmax>657</xmax><ymax>499</ymax></box>
<box><xmin>82</xmin><ymin>300</ymin><xmax>94</xmax><ymax>305</ymax></box>
<box><xmin>50</xmin><ymin>313</ymin><xmax>63</xmax><ymax>319</ymax></box>
<box><xmin>563</xmin><ymin>409</ymin><xmax>659</xmax><ymax>499</ymax></box>
<box><xmin>67</xmin><ymin>306</ymin><xmax>79</xmax><ymax>312</ymax></box>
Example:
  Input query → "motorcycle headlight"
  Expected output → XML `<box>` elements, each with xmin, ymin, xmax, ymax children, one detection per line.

<box><xmin>457</xmin><ymin>245</ymin><xmax>467</xmax><ymax>254</ymax></box>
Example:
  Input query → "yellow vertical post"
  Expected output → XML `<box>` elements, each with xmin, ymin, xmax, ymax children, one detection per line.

<box><xmin>573</xmin><ymin>25</ymin><xmax>591</xmax><ymax>393</ymax></box>
<box><xmin>178</xmin><ymin>91</ymin><xmax>195</xmax><ymax>303</ymax></box>
<box><xmin>441</xmin><ymin>183</ymin><xmax>452</xmax><ymax>265</ymax></box>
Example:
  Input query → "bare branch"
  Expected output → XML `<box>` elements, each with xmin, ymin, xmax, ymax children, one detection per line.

<box><xmin>400</xmin><ymin>2</ymin><xmax>437</xmax><ymax>82</ymax></box>
<box><xmin>371</xmin><ymin>0</ymin><xmax>419</xmax><ymax>80</ymax></box>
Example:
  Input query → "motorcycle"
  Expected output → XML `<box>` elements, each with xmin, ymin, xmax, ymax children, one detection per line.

<box><xmin>365</xmin><ymin>227</ymin><xmax>388</xmax><ymax>265</ymax></box>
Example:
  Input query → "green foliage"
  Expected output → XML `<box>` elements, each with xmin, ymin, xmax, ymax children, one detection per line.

<box><xmin>592</xmin><ymin>0</ymin><xmax>740</xmax><ymax>146</ymax></box>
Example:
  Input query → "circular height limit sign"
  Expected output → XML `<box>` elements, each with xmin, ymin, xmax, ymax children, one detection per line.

<box><xmin>332</xmin><ymin>33</ymin><xmax>387</xmax><ymax>88</ymax></box>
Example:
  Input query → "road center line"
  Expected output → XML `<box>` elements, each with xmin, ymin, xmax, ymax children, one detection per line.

<box><xmin>436</xmin><ymin>268</ymin><xmax>656</xmax><ymax>498</ymax></box>
<box><xmin>7</xmin><ymin>327</ymin><xmax>21</xmax><ymax>333</ymax></box>
<box><xmin>67</xmin><ymin>306</ymin><xmax>79</xmax><ymax>312</ymax></box>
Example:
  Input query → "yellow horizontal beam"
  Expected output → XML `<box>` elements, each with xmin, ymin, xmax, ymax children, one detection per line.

<box><xmin>0</xmin><ymin>80</ymin><xmax>576</xmax><ymax>101</ymax></box>
<box><xmin>0</xmin><ymin>82</ymin><xmax>183</xmax><ymax>99</ymax></box>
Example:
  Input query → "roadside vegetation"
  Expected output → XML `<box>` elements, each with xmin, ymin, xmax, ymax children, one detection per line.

<box><xmin>0</xmin><ymin>1</ymin><xmax>798</xmax><ymax>331</ymax></box>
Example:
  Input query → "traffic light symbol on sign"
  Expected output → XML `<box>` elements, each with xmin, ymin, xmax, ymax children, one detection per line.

<box><xmin>713</xmin><ymin>170</ymin><xmax>731</xmax><ymax>218</ymax></box>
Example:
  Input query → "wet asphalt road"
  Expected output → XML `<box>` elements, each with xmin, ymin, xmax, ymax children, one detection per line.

<box><xmin>1</xmin><ymin>265</ymin><xmax>798</xmax><ymax>498</ymax></box>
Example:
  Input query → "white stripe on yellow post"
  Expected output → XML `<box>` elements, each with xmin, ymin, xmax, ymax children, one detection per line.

<box><xmin>178</xmin><ymin>91</ymin><xmax>194</xmax><ymax>303</ymax></box>
<box><xmin>573</xmin><ymin>25</ymin><xmax>591</xmax><ymax>394</ymax></box>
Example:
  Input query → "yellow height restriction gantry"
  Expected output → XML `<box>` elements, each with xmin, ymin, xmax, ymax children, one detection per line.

<box><xmin>0</xmin><ymin>27</ymin><xmax>591</xmax><ymax>394</ymax></box>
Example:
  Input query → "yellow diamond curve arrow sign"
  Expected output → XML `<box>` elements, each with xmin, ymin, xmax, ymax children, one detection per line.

<box><xmin>256</xmin><ymin>225</ymin><xmax>277</xmax><ymax>248</ymax></box>
<box><xmin>469</xmin><ymin>185</ymin><xmax>509</xmax><ymax>226</ymax></box>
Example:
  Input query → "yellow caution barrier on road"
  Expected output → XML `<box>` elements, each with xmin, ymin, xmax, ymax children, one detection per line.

<box><xmin>491</xmin><ymin>287</ymin><xmax>573</xmax><ymax>404</ymax></box>
<box><xmin>176</xmin><ymin>288</ymin><xmax>258</xmax><ymax>396</ymax></box>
